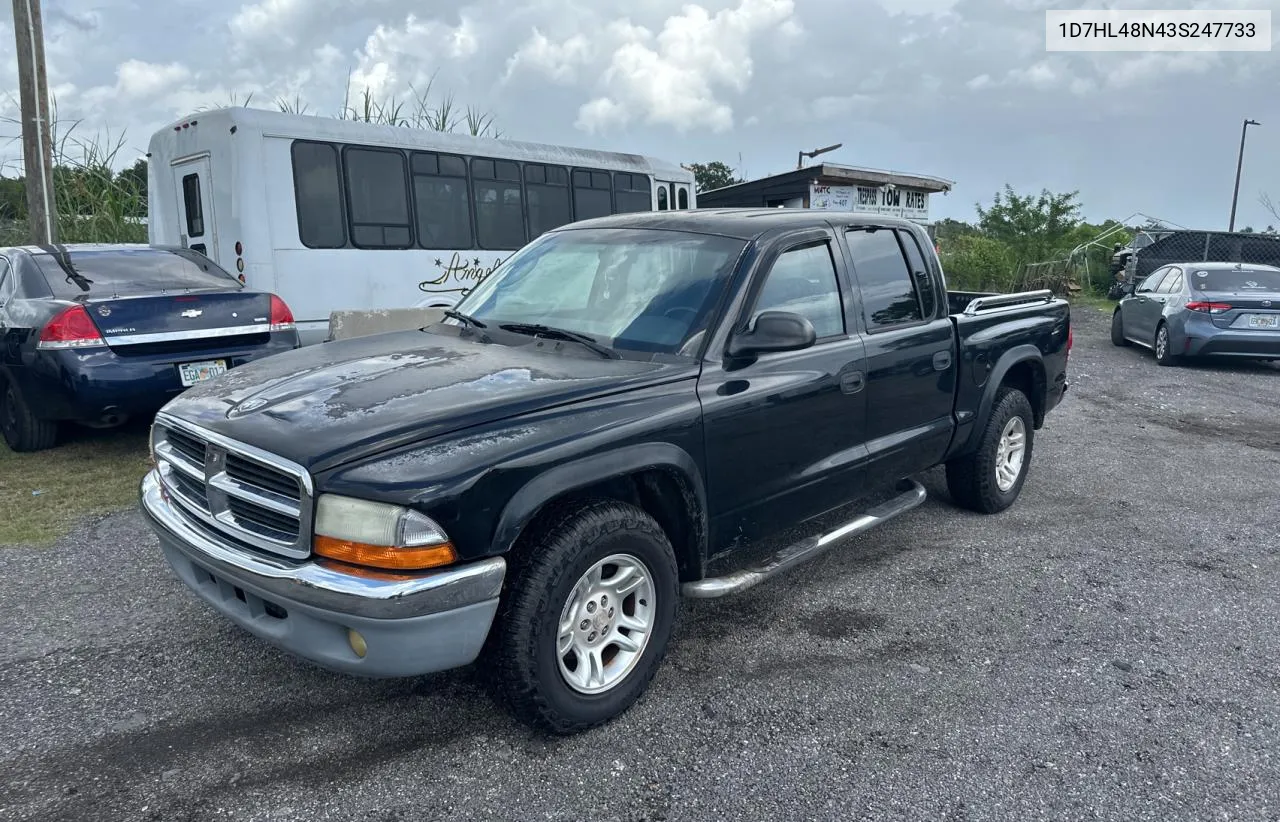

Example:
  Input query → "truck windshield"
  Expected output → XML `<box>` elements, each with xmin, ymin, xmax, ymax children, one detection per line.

<box><xmin>1190</xmin><ymin>268</ymin><xmax>1280</xmax><ymax>293</ymax></box>
<box><xmin>452</xmin><ymin>227</ymin><xmax>746</xmax><ymax>358</ymax></box>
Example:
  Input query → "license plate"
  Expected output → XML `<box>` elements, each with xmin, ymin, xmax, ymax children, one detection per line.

<box><xmin>178</xmin><ymin>359</ymin><xmax>228</xmax><ymax>387</ymax></box>
<box><xmin>1246</xmin><ymin>314</ymin><xmax>1278</xmax><ymax>329</ymax></box>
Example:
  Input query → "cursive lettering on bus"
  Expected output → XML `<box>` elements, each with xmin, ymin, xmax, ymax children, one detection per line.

<box><xmin>419</xmin><ymin>252</ymin><xmax>507</xmax><ymax>293</ymax></box>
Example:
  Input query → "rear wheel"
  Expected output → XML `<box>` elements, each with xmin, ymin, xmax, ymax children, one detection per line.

<box><xmin>0</xmin><ymin>379</ymin><xmax>58</xmax><ymax>452</ymax></box>
<box><xmin>1154</xmin><ymin>323</ymin><xmax>1180</xmax><ymax>367</ymax></box>
<box><xmin>945</xmin><ymin>386</ymin><xmax>1034</xmax><ymax>514</ymax></box>
<box><xmin>491</xmin><ymin>499</ymin><xmax>679</xmax><ymax>734</ymax></box>
<box><xmin>1110</xmin><ymin>309</ymin><xmax>1130</xmax><ymax>346</ymax></box>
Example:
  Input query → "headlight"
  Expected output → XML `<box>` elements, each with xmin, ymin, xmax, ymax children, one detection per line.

<box><xmin>313</xmin><ymin>494</ymin><xmax>456</xmax><ymax>571</ymax></box>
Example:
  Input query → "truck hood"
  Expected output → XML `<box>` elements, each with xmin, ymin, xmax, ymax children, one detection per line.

<box><xmin>162</xmin><ymin>327</ymin><xmax>696</xmax><ymax>471</ymax></box>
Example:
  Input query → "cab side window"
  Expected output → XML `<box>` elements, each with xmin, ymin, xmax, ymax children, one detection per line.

<box><xmin>753</xmin><ymin>242</ymin><xmax>845</xmax><ymax>340</ymax></box>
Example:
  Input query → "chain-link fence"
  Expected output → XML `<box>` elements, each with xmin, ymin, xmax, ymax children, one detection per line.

<box><xmin>1118</xmin><ymin>229</ymin><xmax>1280</xmax><ymax>286</ymax></box>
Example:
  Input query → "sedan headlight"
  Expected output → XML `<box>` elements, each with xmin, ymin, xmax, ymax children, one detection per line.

<box><xmin>313</xmin><ymin>494</ymin><xmax>456</xmax><ymax>571</ymax></box>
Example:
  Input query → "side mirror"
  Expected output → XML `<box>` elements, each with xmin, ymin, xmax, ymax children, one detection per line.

<box><xmin>727</xmin><ymin>310</ymin><xmax>817</xmax><ymax>358</ymax></box>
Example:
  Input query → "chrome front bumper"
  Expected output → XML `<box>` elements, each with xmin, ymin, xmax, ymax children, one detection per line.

<box><xmin>140</xmin><ymin>469</ymin><xmax>506</xmax><ymax>677</ymax></box>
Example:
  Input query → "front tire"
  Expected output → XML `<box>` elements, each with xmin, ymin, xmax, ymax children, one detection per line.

<box><xmin>1154</xmin><ymin>322</ymin><xmax>1180</xmax><ymax>367</ymax></box>
<box><xmin>491</xmin><ymin>499</ymin><xmax>679</xmax><ymax>734</ymax></box>
<box><xmin>1</xmin><ymin>380</ymin><xmax>58</xmax><ymax>452</ymax></box>
<box><xmin>1110</xmin><ymin>310</ymin><xmax>1130</xmax><ymax>346</ymax></box>
<box><xmin>945</xmin><ymin>386</ymin><xmax>1034</xmax><ymax>514</ymax></box>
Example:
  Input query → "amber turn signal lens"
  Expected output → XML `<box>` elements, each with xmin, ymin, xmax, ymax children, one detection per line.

<box><xmin>313</xmin><ymin>535</ymin><xmax>456</xmax><ymax>571</ymax></box>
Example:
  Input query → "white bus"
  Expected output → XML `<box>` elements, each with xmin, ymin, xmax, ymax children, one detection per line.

<box><xmin>146</xmin><ymin>107</ymin><xmax>697</xmax><ymax>344</ymax></box>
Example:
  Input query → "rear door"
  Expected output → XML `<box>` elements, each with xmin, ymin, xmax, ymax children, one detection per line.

<box><xmin>172</xmin><ymin>156</ymin><xmax>217</xmax><ymax>260</ymax></box>
<box><xmin>843</xmin><ymin>224</ymin><xmax>956</xmax><ymax>482</ymax></box>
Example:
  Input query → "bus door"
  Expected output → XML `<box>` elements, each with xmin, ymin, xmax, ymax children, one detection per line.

<box><xmin>172</xmin><ymin>155</ymin><xmax>218</xmax><ymax>260</ymax></box>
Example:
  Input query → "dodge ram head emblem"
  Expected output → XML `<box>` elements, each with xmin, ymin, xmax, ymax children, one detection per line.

<box><xmin>181</xmin><ymin>309</ymin><xmax>203</xmax><ymax>318</ymax></box>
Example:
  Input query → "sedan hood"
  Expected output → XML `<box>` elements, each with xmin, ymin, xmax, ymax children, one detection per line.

<box><xmin>162</xmin><ymin>328</ymin><xmax>694</xmax><ymax>471</ymax></box>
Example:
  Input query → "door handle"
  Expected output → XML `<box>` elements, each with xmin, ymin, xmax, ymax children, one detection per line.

<box><xmin>932</xmin><ymin>351</ymin><xmax>952</xmax><ymax>371</ymax></box>
<box><xmin>839</xmin><ymin>370</ymin><xmax>865</xmax><ymax>394</ymax></box>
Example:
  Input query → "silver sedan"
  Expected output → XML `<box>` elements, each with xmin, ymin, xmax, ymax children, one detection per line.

<box><xmin>1111</xmin><ymin>262</ymin><xmax>1280</xmax><ymax>366</ymax></box>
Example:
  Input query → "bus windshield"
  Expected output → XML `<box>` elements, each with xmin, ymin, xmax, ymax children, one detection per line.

<box><xmin>452</xmin><ymin>227</ymin><xmax>745</xmax><ymax>359</ymax></box>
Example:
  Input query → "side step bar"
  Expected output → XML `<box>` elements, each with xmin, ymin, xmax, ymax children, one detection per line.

<box><xmin>681</xmin><ymin>479</ymin><xmax>928</xmax><ymax>599</ymax></box>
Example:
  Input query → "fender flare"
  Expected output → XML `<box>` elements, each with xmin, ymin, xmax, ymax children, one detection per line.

<box><xmin>962</xmin><ymin>345</ymin><xmax>1045</xmax><ymax>454</ymax></box>
<box><xmin>491</xmin><ymin>442</ymin><xmax>708</xmax><ymax>561</ymax></box>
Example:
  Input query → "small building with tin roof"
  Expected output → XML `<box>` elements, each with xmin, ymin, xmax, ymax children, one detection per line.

<box><xmin>694</xmin><ymin>163</ymin><xmax>954</xmax><ymax>232</ymax></box>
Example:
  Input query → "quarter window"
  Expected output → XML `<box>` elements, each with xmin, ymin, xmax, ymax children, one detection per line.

<box><xmin>897</xmin><ymin>229</ymin><xmax>936</xmax><ymax>319</ymax></box>
<box><xmin>754</xmin><ymin>242</ymin><xmax>845</xmax><ymax>339</ymax></box>
<box><xmin>291</xmin><ymin>141</ymin><xmax>346</xmax><ymax>249</ymax></box>
<box><xmin>411</xmin><ymin>151</ymin><xmax>472</xmax><ymax>249</ymax></box>
<box><xmin>344</xmin><ymin>147</ymin><xmax>412</xmax><ymax>248</ymax></box>
<box><xmin>472</xmin><ymin>158</ymin><xmax>526</xmax><ymax>250</ymax></box>
<box><xmin>846</xmin><ymin>228</ymin><xmax>924</xmax><ymax>330</ymax></box>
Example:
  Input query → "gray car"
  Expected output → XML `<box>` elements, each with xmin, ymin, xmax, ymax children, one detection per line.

<box><xmin>1111</xmin><ymin>261</ymin><xmax>1280</xmax><ymax>366</ymax></box>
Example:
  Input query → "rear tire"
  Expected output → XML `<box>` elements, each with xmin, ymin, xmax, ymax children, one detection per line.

<box><xmin>490</xmin><ymin>499</ymin><xmax>679</xmax><ymax>734</ymax></box>
<box><xmin>1110</xmin><ymin>310</ymin><xmax>1130</xmax><ymax>346</ymax></box>
<box><xmin>0</xmin><ymin>379</ymin><xmax>58</xmax><ymax>452</ymax></box>
<box><xmin>1154</xmin><ymin>322</ymin><xmax>1180</xmax><ymax>367</ymax></box>
<box><xmin>945</xmin><ymin>386</ymin><xmax>1034</xmax><ymax>514</ymax></box>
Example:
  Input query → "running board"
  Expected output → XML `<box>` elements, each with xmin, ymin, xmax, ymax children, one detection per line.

<box><xmin>681</xmin><ymin>479</ymin><xmax>928</xmax><ymax>599</ymax></box>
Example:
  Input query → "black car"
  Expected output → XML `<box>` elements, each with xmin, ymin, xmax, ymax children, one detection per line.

<box><xmin>0</xmin><ymin>243</ymin><xmax>300</xmax><ymax>451</ymax></box>
<box><xmin>139</xmin><ymin>209</ymin><xmax>1070</xmax><ymax>733</ymax></box>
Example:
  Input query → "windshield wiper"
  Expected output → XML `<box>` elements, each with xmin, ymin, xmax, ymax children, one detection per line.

<box><xmin>442</xmin><ymin>309</ymin><xmax>491</xmax><ymax>341</ymax></box>
<box><xmin>498</xmin><ymin>322</ymin><xmax>621</xmax><ymax>359</ymax></box>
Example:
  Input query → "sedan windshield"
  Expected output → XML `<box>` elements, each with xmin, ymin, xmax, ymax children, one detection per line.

<box><xmin>451</xmin><ymin>227</ymin><xmax>746</xmax><ymax>358</ymax></box>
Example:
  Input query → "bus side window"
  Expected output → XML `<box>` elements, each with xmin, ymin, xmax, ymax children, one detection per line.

<box><xmin>614</xmin><ymin>173</ymin><xmax>652</xmax><ymax>214</ymax></box>
<box><xmin>343</xmin><ymin>146</ymin><xmax>412</xmax><ymax>248</ymax></box>
<box><xmin>572</xmin><ymin>169</ymin><xmax>612</xmax><ymax>221</ymax></box>
<box><xmin>291</xmin><ymin>141</ymin><xmax>346</xmax><ymax>248</ymax></box>
<box><xmin>677</xmin><ymin>186</ymin><xmax>689</xmax><ymax>210</ymax></box>
<box><xmin>525</xmin><ymin>163</ymin><xmax>572</xmax><ymax>238</ymax></box>
<box><xmin>657</xmin><ymin>186</ymin><xmax>668</xmax><ymax>211</ymax></box>
<box><xmin>472</xmin><ymin>157</ymin><xmax>527</xmax><ymax>250</ymax></box>
<box><xmin>411</xmin><ymin>151</ymin><xmax>473</xmax><ymax>250</ymax></box>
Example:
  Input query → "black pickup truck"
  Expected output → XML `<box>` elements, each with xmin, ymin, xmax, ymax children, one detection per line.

<box><xmin>140</xmin><ymin>209</ymin><xmax>1070</xmax><ymax>733</ymax></box>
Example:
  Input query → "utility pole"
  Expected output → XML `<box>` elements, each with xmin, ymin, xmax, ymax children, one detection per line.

<box><xmin>11</xmin><ymin>0</ymin><xmax>58</xmax><ymax>245</ymax></box>
<box><xmin>1228</xmin><ymin>118</ymin><xmax>1259</xmax><ymax>233</ymax></box>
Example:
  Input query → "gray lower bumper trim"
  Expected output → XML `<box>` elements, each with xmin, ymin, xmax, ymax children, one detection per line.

<box><xmin>140</xmin><ymin>469</ymin><xmax>506</xmax><ymax>620</ymax></box>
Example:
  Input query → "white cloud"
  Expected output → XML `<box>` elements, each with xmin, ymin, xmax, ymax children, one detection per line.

<box><xmin>574</xmin><ymin>0</ymin><xmax>798</xmax><ymax>134</ymax></box>
<box><xmin>504</xmin><ymin>28</ymin><xmax>594</xmax><ymax>84</ymax></box>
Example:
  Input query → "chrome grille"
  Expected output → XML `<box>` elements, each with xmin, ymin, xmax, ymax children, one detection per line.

<box><xmin>151</xmin><ymin>413</ymin><xmax>313</xmax><ymax>559</ymax></box>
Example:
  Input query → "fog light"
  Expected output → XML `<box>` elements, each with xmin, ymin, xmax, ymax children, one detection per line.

<box><xmin>348</xmin><ymin>628</ymin><xmax>367</xmax><ymax>658</ymax></box>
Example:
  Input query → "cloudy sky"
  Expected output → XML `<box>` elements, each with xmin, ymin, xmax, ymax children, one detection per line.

<box><xmin>2</xmin><ymin>0</ymin><xmax>1279</xmax><ymax>230</ymax></box>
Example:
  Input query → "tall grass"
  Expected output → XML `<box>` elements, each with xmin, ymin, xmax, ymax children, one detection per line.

<box><xmin>1</xmin><ymin>96</ymin><xmax>147</xmax><ymax>246</ymax></box>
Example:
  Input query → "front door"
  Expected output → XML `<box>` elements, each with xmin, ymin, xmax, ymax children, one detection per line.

<box><xmin>699</xmin><ymin>228</ymin><xmax>869</xmax><ymax>554</ymax></box>
<box><xmin>1127</xmin><ymin>266</ymin><xmax>1171</xmax><ymax>343</ymax></box>
<box><xmin>172</xmin><ymin>156</ymin><xmax>217</xmax><ymax>260</ymax></box>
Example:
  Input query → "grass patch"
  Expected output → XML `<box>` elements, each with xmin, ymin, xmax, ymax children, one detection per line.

<box><xmin>0</xmin><ymin>423</ymin><xmax>151</xmax><ymax>545</ymax></box>
<box><xmin>1068</xmin><ymin>291</ymin><xmax>1115</xmax><ymax>314</ymax></box>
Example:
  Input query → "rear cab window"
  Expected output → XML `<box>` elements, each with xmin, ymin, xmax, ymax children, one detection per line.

<box><xmin>1191</xmin><ymin>268</ymin><xmax>1280</xmax><ymax>292</ymax></box>
<box><xmin>30</xmin><ymin>248</ymin><xmax>242</xmax><ymax>300</ymax></box>
<box><xmin>846</xmin><ymin>227</ymin><xmax>925</xmax><ymax>330</ymax></box>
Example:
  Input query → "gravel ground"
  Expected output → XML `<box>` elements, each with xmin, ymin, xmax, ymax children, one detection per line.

<box><xmin>2</xmin><ymin>302</ymin><xmax>1279</xmax><ymax>822</ymax></box>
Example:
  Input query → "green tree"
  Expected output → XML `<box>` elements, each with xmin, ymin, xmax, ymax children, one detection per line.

<box><xmin>115</xmin><ymin>159</ymin><xmax>147</xmax><ymax>217</ymax></box>
<box><xmin>685</xmin><ymin>161</ymin><xmax>743</xmax><ymax>193</ymax></box>
<box><xmin>974</xmin><ymin>184</ymin><xmax>1083</xmax><ymax>264</ymax></box>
